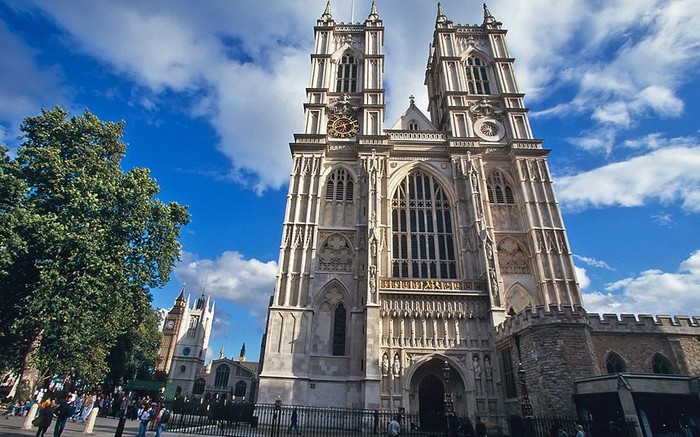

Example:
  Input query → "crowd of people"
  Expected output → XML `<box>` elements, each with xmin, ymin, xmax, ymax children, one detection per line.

<box><xmin>2</xmin><ymin>389</ymin><xmax>171</xmax><ymax>437</ymax></box>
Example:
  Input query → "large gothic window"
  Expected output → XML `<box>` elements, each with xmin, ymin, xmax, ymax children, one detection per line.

<box><xmin>214</xmin><ymin>365</ymin><xmax>230</xmax><ymax>388</ymax></box>
<box><xmin>332</xmin><ymin>303</ymin><xmax>347</xmax><ymax>356</ymax></box>
<box><xmin>487</xmin><ymin>171</ymin><xmax>515</xmax><ymax>204</ymax></box>
<box><xmin>336</xmin><ymin>54</ymin><xmax>358</xmax><ymax>93</ymax></box>
<box><xmin>193</xmin><ymin>378</ymin><xmax>206</xmax><ymax>395</ymax></box>
<box><xmin>465</xmin><ymin>56</ymin><xmax>491</xmax><ymax>95</ymax></box>
<box><xmin>325</xmin><ymin>168</ymin><xmax>354</xmax><ymax>202</ymax></box>
<box><xmin>391</xmin><ymin>172</ymin><xmax>457</xmax><ymax>279</ymax></box>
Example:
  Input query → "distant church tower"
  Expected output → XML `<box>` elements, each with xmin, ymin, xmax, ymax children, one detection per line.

<box><xmin>159</xmin><ymin>289</ymin><xmax>215</xmax><ymax>399</ymax></box>
<box><xmin>258</xmin><ymin>2</ymin><xmax>581</xmax><ymax>421</ymax></box>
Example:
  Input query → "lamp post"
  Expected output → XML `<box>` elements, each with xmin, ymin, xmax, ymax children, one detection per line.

<box><xmin>443</xmin><ymin>360</ymin><xmax>455</xmax><ymax>436</ymax></box>
<box><xmin>514</xmin><ymin>335</ymin><xmax>534</xmax><ymax>436</ymax></box>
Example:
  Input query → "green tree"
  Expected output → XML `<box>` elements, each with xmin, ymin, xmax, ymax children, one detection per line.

<box><xmin>0</xmin><ymin>107</ymin><xmax>189</xmax><ymax>392</ymax></box>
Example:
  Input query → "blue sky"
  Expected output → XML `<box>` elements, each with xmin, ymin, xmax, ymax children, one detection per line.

<box><xmin>1</xmin><ymin>0</ymin><xmax>699</xmax><ymax>364</ymax></box>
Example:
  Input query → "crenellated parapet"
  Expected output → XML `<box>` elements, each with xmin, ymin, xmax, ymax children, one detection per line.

<box><xmin>587</xmin><ymin>312</ymin><xmax>700</xmax><ymax>334</ymax></box>
<box><xmin>494</xmin><ymin>304</ymin><xmax>589</xmax><ymax>338</ymax></box>
<box><xmin>495</xmin><ymin>304</ymin><xmax>700</xmax><ymax>339</ymax></box>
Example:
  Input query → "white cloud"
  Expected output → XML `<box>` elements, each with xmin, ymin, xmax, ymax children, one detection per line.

<box><xmin>556</xmin><ymin>143</ymin><xmax>700</xmax><ymax>212</ymax></box>
<box><xmin>0</xmin><ymin>20</ymin><xmax>67</xmax><ymax>127</ymax></box>
<box><xmin>582</xmin><ymin>250</ymin><xmax>700</xmax><ymax>316</ymax></box>
<box><xmin>574</xmin><ymin>255</ymin><xmax>614</xmax><ymax>271</ymax></box>
<box><xmin>174</xmin><ymin>251</ymin><xmax>277</xmax><ymax>320</ymax></box>
<box><xmin>574</xmin><ymin>265</ymin><xmax>591</xmax><ymax>290</ymax></box>
<box><xmin>4</xmin><ymin>0</ymin><xmax>699</xmax><ymax>190</ymax></box>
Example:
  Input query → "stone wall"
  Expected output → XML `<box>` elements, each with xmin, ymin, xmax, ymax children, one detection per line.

<box><xmin>495</xmin><ymin>305</ymin><xmax>700</xmax><ymax>417</ymax></box>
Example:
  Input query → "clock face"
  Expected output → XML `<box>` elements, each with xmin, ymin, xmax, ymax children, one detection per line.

<box><xmin>480</xmin><ymin>122</ymin><xmax>498</xmax><ymax>136</ymax></box>
<box><xmin>327</xmin><ymin>114</ymin><xmax>359</xmax><ymax>138</ymax></box>
<box><xmin>166</xmin><ymin>320</ymin><xmax>175</xmax><ymax>329</ymax></box>
<box><xmin>183</xmin><ymin>347</ymin><xmax>191</xmax><ymax>356</ymax></box>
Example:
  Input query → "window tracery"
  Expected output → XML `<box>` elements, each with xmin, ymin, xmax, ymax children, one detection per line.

<box><xmin>336</xmin><ymin>53</ymin><xmax>358</xmax><ymax>93</ymax></box>
<box><xmin>391</xmin><ymin>172</ymin><xmax>457</xmax><ymax>279</ymax></box>
<box><xmin>214</xmin><ymin>365</ymin><xmax>230</xmax><ymax>388</ymax></box>
<box><xmin>318</xmin><ymin>234</ymin><xmax>353</xmax><ymax>271</ymax></box>
<box><xmin>465</xmin><ymin>56</ymin><xmax>491</xmax><ymax>95</ymax></box>
<box><xmin>652</xmin><ymin>353</ymin><xmax>675</xmax><ymax>374</ymax></box>
<box><xmin>605</xmin><ymin>352</ymin><xmax>627</xmax><ymax>374</ymax></box>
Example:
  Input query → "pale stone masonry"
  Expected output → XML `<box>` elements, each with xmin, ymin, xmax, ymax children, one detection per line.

<box><xmin>257</xmin><ymin>2</ymin><xmax>700</xmax><ymax>435</ymax></box>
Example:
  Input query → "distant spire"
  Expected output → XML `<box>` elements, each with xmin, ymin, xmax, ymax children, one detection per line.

<box><xmin>175</xmin><ymin>284</ymin><xmax>186</xmax><ymax>306</ymax></box>
<box><xmin>366</xmin><ymin>1</ymin><xmax>380</xmax><ymax>22</ymax></box>
<box><xmin>436</xmin><ymin>2</ymin><xmax>447</xmax><ymax>24</ymax></box>
<box><xmin>219</xmin><ymin>346</ymin><xmax>225</xmax><ymax>360</ymax></box>
<box><xmin>321</xmin><ymin>1</ymin><xmax>333</xmax><ymax>22</ymax></box>
<box><xmin>239</xmin><ymin>343</ymin><xmax>246</xmax><ymax>362</ymax></box>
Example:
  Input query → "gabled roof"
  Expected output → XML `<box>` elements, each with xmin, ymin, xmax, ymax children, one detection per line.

<box><xmin>389</xmin><ymin>98</ymin><xmax>437</xmax><ymax>131</ymax></box>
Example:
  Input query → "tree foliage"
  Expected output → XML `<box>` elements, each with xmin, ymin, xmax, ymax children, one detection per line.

<box><xmin>0</xmin><ymin>107</ymin><xmax>189</xmax><ymax>388</ymax></box>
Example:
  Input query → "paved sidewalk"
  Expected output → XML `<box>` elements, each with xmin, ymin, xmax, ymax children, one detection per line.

<box><xmin>0</xmin><ymin>415</ymin><xmax>142</xmax><ymax>437</ymax></box>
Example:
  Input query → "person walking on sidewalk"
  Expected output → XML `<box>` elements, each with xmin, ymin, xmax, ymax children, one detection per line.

<box><xmin>34</xmin><ymin>399</ymin><xmax>55</xmax><ymax>437</ymax></box>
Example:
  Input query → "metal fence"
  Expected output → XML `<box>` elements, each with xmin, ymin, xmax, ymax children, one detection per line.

<box><xmin>510</xmin><ymin>415</ymin><xmax>638</xmax><ymax>437</ymax></box>
<box><xmin>158</xmin><ymin>399</ymin><xmax>638</xmax><ymax>436</ymax></box>
<box><xmin>161</xmin><ymin>400</ymin><xmax>438</xmax><ymax>436</ymax></box>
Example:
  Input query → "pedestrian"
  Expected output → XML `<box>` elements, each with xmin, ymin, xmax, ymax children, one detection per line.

<box><xmin>136</xmin><ymin>404</ymin><xmax>153</xmax><ymax>437</ymax></box>
<box><xmin>34</xmin><ymin>399</ymin><xmax>55</xmax><ymax>437</ymax></box>
<box><xmin>373</xmin><ymin>410</ymin><xmax>379</xmax><ymax>434</ymax></box>
<box><xmin>155</xmin><ymin>407</ymin><xmax>171</xmax><ymax>437</ymax></box>
<box><xmin>52</xmin><ymin>396</ymin><xmax>73</xmax><ymax>437</ymax></box>
<box><xmin>387</xmin><ymin>415</ymin><xmax>400</xmax><ymax>437</ymax></box>
<box><xmin>288</xmin><ymin>407</ymin><xmax>300</xmax><ymax>435</ymax></box>
<box><xmin>475</xmin><ymin>416</ymin><xmax>487</xmax><ymax>437</ymax></box>
<box><xmin>575</xmin><ymin>424</ymin><xmax>587</xmax><ymax>437</ymax></box>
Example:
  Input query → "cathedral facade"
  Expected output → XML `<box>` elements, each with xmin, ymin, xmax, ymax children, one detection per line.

<box><xmin>257</xmin><ymin>3</ymin><xmax>700</xmax><ymax>435</ymax></box>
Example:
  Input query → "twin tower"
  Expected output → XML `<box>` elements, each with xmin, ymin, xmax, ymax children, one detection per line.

<box><xmin>258</xmin><ymin>1</ymin><xmax>582</xmax><ymax>425</ymax></box>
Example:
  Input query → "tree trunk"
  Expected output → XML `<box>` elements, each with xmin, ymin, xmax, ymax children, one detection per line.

<box><xmin>18</xmin><ymin>328</ymin><xmax>43</xmax><ymax>398</ymax></box>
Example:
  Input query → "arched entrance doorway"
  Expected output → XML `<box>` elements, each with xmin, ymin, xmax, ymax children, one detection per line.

<box><xmin>419</xmin><ymin>374</ymin><xmax>445</xmax><ymax>432</ymax></box>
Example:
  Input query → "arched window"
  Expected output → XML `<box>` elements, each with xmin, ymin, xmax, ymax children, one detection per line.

<box><xmin>214</xmin><ymin>365</ymin><xmax>230</xmax><ymax>388</ymax></box>
<box><xmin>465</xmin><ymin>56</ymin><xmax>491</xmax><ymax>95</ymax></box>
<box><xmin>408</xmin><ymin>120</ymin><xmax>419</xmax><ymax>131</ymax></box>
<box><xmin>332</xmin><ymin>303</ymin><xmax>347</xmax><ymax>356</ymax></box>
<box><xmin>325</xmin><ymin>168</ymin><xmax>354</xmax><ymax>202</ymax></box>
<box><xmin>606</xmin><ymin>352</ymin><xmax>627</xmax><ymax>374</ymax></box>
<box><xmin>336</xmin><ymin>54</ymin><xmax>358</xmax><ymax>93</ymax></box>
<box><xmin>652</xmin><ymin>353</ymin><xmax>675</xmax><ymax>374</ymax></box>
<box><xmin>193</xmin><ymin>378</ymin><xmax>206</xmax><ymax>395</ymax></box>
<box><xmin>234</xmin><ymin>381</ymin><xmax>247</xmax><ymax>397</ymax></box>
<box><xmin>391</xmin><ymin>172</ymin><xmax>457</xmax><ymax>279</ymax></box>
<box><xmin>487</xmin><ymin>171</ymin><xmax>515</xmax><ymax>204</ymax></box>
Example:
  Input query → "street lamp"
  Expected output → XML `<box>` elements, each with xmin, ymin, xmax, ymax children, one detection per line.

<box><xmin>443</xmin><ymin>360</ymin><xmax>454</xmax><ymax>436</ymax></box>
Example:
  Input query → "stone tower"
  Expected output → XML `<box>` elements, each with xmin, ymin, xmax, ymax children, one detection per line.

<box><xmin>160</xmin><ymin>290</ymin><xmax>215</xmax><ymax>399</ymax></box>
<box><xmin>257</xmin><ymin>2</ymin><xmax>581</xmax><ymax>425</ymax></box>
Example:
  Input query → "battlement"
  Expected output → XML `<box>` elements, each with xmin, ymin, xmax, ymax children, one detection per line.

<box><xmin>494</xmin><ymin>304</ymin><xmax>589</xmax><ymax>337</ymax></box>
<box><xmin>587</xmin><ymin>312</ymin><xmax>700</xmax><ymax>334</ymax></box>
<box><xmin>495</xmin><ymin>304</ymin><xmax>700</xmax><ymax>338</ymax></box>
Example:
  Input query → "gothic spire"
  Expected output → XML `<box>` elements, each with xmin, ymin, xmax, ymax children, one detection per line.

<box><xmin>482</xmin><ymin>3</ymin><xmax>501</xmax><ymax>27</ymax></box>
<box><xmin>239</xmin><ymin>343</ymin><xmax>247</xmax><ymax>362</ymax></box>
<box><xmin>367</xmin><ymin>1</ymin><xmax>380</xmax><ymax>22</ymax></box>
<box><xmin>175</xmin><ymin>284</ymin><xmax>186</xmax><ymax>306</ymax></box>
<box><xmin>436</xmin><ymin>2</ymin><xmax>448</xmax><ymax>26</ymax></box>
<box><xmin>320</xmin><ymin>1</ymin><xmax>333</xmax><ymax>23</ymax></box>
